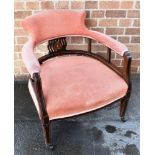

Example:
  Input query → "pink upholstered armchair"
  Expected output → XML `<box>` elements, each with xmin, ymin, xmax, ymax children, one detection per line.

<box><xmin>22</xmin><ymin>10</ymin><xmax>132</xmax><ymax>149</ymax></box>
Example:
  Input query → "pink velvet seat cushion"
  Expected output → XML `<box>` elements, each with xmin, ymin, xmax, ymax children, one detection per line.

<box><xmin>40</xmin><ymin>55</ymin><xmax>128</xmax><ymax>120</ymax></box>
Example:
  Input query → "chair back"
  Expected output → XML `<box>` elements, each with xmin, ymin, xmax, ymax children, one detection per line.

<box><xmin>22</xmin><ymin>10</ymin><xmax>88</xmax><ymax>44</ymax></box>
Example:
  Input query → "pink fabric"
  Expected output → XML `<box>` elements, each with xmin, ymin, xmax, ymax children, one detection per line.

<box><xmin>28</xmin><ymin>79</ymin><xmax>41</xmax><ymax>118</ymax></box>
<box><xmin>22</xmin><ymin>10</ymin><xmax>128</xmax><ymax>56</ymax></box>
<box><xmin>22</xmin><ymin>10</ymin><xmax>87</xmax><ymax>44</ymax></box>
<box><xmin>22</xmin><ymin>38</ymin><xmax>40</xmax><ymax>76</ymax></box>
<box><xmin>22</xmin><ymin>10</ymin><xmax>128</xmax><ymax>75</ymax></box>
<box><xmin>40</xmin><ymin>56</ymin><xmax>128</xmax><ymax>120</ymax></box>
<box><xmin>85</xmin><ymin>30</ymin><xmax>128</xmax><ymax>56</ymax></box>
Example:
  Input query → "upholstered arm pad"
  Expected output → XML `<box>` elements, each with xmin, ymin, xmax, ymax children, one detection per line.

<box><xmin>22</xmin><ymin>39</ymin><xmax>40</xmax><ymax>77</ymax></box>
<box><xmin>86</xmin><ymin>30</ymin><xmax>128</xmax><ymax>56</ymax></box>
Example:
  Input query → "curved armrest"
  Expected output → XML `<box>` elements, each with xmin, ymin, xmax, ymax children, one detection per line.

<box><xmin>22</xmin><ymin>38</ymin><xmax>40</xmax><ymax>77</ymax></box>
<box><xmin>85</xmin><ymin>30</ymin><xmax>128</xmax><ymax>56</ymax></box>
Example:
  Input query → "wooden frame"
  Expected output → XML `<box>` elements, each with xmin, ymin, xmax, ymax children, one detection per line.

<box><xmin>29</xmin><ymin>37</ymin><xmax>132</xmax><ymax>148</ymax></box>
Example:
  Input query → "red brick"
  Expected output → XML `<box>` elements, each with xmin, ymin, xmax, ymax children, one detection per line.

<box><xmin>106</xmin><ymin>10</ymin><xmax>126</xmax><ymax>18</ymax></box>
<box><xmin>127</xmin><ymin>44</ymin><xmax>140</xmax><ymax>53</ymax></box>
<box><xmin>119</xmin><ymin>19</ymin><xmax>132</xmax><ymax>27</ymax></box>
<box><xmin>131</xmin><ymin>67</ymin><xmax>138</xmax><ymax>73</ymax></box>
<box><xmin>71</xmin><ymin>37</ymin><xmax>83</xmax><ymax>44</ymax></box>
<box><xmin>15</xmin><ymin>29</ymin><xmax>28</xmax><ymax>36</ymax></box>
<box><xmin>91</xmin><ymin>28</ymin><xmax>104</xmax><ymax>33</ymax></box>
<box><xmin>125</xmin><ymin>28</ymin><xmax>140</xmax><ymax>35</ymax></box>
<box><xmin>41</xmin><ymin>1</ymin><xmax>54</xmax><ymax>9</ymax></box>
<box><xmin>37</xmin><ymin>43</ymin><xmax>47</xmax><ymax>51</ymax></box>
<box><xmin>14</xmin><ymin>45</ymin><xmax>23</xmax><ymax>53</ymax></box>
<box><xmin>15</xmin><ymin>2</ymin><xmax>25</xmax><ymax>10</ymax></box>
<box><xmin>55</xmin><ymin>1</ymin><xmax>69</xmax><ymax>9</ymax></box>
<box><xmin>14</xmin><ymin>53</ymin><xmax>22</xmax><ymax>59</ymax></box>
<box><xmin>111</xmin><ymin>59</ymin><xmax>121</xmax><ymax>66</ymax></box>
<box><xmin>99</xmin><ymin>19</ymin><xmax>117</xmax><ymax>27</ymax></box>
<box><xmin>14</xmin><ymin>53</ymin><xmax>19</xmax><ymax>60</ymax></box>
<box><xmin>106</xmin><ymin>28</ymin><xmax>124</xmax><ymax>35</ymax></box>
<box><xmin>67</xmin><ymin>45</ymin><xmax>87</xmax><ymax>51</ymax></box>
<box><xmin>71</xmin><ymin>1</ymin><xmax>84</xmax><ymax>9</ymax></box>
<box><xmin>131</xmin><ymin>36</ymin><xmax>140</xmax><ymax>43</ymax></box>
<box><xmin>127</xmin><ymin>10</ymin><xmax>140</xmax><ymax>18</ymax></box>
<box><xmin>20</xmin><ymin>67</ymin><xmax>28</xmax><ymax>74</ymax></box>
<box><xmin>99</xmin><ymin>1</ymin><xmax>119</xmax><ymax>9</ymax></box>
<box><xmin>111</xmin><ymin>36</ymin><xmax>117</xmax><ymax>40</ymax></box>
<box><xmin>116</xmin><ymin>53</ymin><xmax>122</xmax><ymax>59</ymax></box>
<box><xmin>97</xmin><ymin>52</ymin><xmax>115</xmax><ymax>59</ymax></box>
<box><xmin>15</xmin><ymin>20</ymin><xmax>22</xmax><ymax>27</ymax></box>
<box><xmin>85</xmin><ymin>1</ymin><xmax>98</xmax><ymax>9</ymax></box>
<box><xmin>14</xmin><ymin>67</ymin><xmax>20</xmax><ymax>75</ymax></box>
<box><xmin>91</xmin><ymin>10</ymin><xmax>104</xmax><ymax>18</ymax></box>
<box><xmin>96</xmin><ymin>52</ymin><xmax>107</xmax><ymax>58</ymax></box>
<box><xmin>120</xmin><ymin>1</ymin><xmax>133</xmax><ymax>9</ymax></box>
<box><xmin>26</xmin><ymin>2</ymin><xmax>39</xmax><ymax>10</ymax></box>
<box><xmin>14</xmin><ymin>61</ymin><xmax>25</xmax><ymax>68</ymax></box>
<box><xmin>16</xmin><ymin>37</ymin><xmax>28</xmax><ymax>44</ymax></box>
<box><xmin>131</xmin><ymin>52</ymin><xmax>140</xmax><ymax>59</ymax></box>
<box><xmin>92</xmin><ymin>45</ymin><xmax>106</xmax><ymax>52</ymax></box>
<box><xmin>15</xmin><ymin>11</ymin><xmax>32</xmax><ymax>19</ymax></box>
<box><xmin>133</xmin><ymin>19</ymin><xmax>140</xmax><ymax>27</ymax></box>
<box><xmin>122</xmin><ymin>60</ymin><xmax>139</xmax><ymax>73</ymax></box>
<box><xmin>135</xmin><ymin>1</ymin><xmax>140</xmax><ymax>9</ymax></box>
<box><xmin>85</xmin><ymin>19</ymin><xmax>97</xmax><ymax>27</ymax></box>
<box><xmin>131</xmin><ymin>59</ymin><xmax>140</xmax><ymax>67</ymax></box>
<box><xmin>118</xmin><ymin>36</ymin><xmax>130</xmax><ymax>43</ymax></box>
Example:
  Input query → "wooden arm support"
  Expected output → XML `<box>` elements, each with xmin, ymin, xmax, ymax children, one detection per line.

<box><xmin>31</xmin><ymin>73</ymin><xmax>49</xmax><ymax>124</ymax></box>
<box><xmin>122</xmin><ymin>51</ymin><xmax>132</xmax><ymax>86</ymax></box>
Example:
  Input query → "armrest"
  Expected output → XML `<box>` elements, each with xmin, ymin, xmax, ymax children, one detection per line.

<box><xmin>85</xmin><ymin>30</ymin><xmax>128</xmax><ymax>56</ymax></box>
<box><xmin>22</xmin><ymin>38</ymin><xmax>40</xmax><ymax>77</ymax></box>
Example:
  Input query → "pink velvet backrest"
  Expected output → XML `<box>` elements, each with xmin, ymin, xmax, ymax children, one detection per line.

<box><xmin>22</xmin><ymin>10</ymin><xmax>88</xmax><ymax>44</ymax></box>
<box><xmin>22</xmin><ymin>10</ymin><xmax>128</xmax><ymax>55</ymax></box>
<box><xmin>22</xmin><ymin>10</ymin><xmax>128</xmax><ymax>76</ymax></box>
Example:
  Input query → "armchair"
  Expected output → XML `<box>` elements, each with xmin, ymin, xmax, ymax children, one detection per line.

<box><xmin>22</xmin><ymin>10</ymin><xmax>132</xmax><ymax>149</ymax></box>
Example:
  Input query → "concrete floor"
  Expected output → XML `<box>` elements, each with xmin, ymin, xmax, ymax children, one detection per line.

<box><xmin>14</xmin><ymin>75</ymin><xmax>140</xmax><ymax>155</ymax></box>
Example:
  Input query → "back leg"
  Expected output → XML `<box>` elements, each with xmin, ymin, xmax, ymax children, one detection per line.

<box><xmin>120</xmin><ymin>90</ymin><xmax>131</xmax><ymax>122</ymax></box>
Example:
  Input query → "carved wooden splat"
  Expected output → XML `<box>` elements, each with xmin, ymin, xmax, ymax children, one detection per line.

<box><xmin>47</xmin><ymin>37</ymin><xmax>67</xmax><ymax>53</ymax></box>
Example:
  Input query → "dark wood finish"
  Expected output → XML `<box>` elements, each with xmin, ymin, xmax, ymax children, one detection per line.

<box><xmin>47</xmin><ymin>37</ymin><xmax>67</xmax><ymax>53</ymax></box>
<box><xmin>120</xmin><ymin>89</ymin><xmax>131</xmax><ymax>122</ymax></box>
<box><xmin>107</xmin><ymin>47</ymin><xmax>111</xmax><ymax>63</ymax></box>
<box><xmin>88</xmin><ymin>38</ymin><xmax>92</xmax><ymax>52</ymax></box>
<box><xmin>122</xmin><ymin>51</ymin><xmax>132</xmax><ymax>84</ymax></box>
<box><xmin>42</xmin><ymin>122</ymin><xmax>50</xmax><ymax>144</ymax></box>
<box><xmin>120</xmin><ymin>51</ymin><xmax>132</xmax><ymax>121</ymax></box>
<box><xmin>29</xmin><ymin>36</ymin><xmax>132</xmax><ymax>146</ymax></box>
<box><xmin>30</xmin><ymin>73</ymin><xmax>52</xmax><ymax>147</ymax></box>
<box><xmin>31</xmin><ymin>73</ymin><xmax>48</xmax><ymax>120</ymax></box>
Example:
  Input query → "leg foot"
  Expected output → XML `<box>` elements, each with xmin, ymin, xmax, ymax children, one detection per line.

<box><xmin>46</xmin><ymin>144</ymin><xmax>54</xmax><ymax>150</ymax></box>
<box><xmin>121</xmin><ymin>116</ymin><xmax>127</xmax><ymax>122</ymax></box>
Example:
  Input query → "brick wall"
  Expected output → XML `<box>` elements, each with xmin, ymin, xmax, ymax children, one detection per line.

<box><xmin>14</xmin><ymin>0</ymin><xmax>140</xmax><ymax>77</ymax></box>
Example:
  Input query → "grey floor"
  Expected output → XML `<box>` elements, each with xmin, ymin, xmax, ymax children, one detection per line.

<box><xmin>14</xmin><ymin>75</ymin><xmax>140</xmax><ymax>155</ymax></box>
